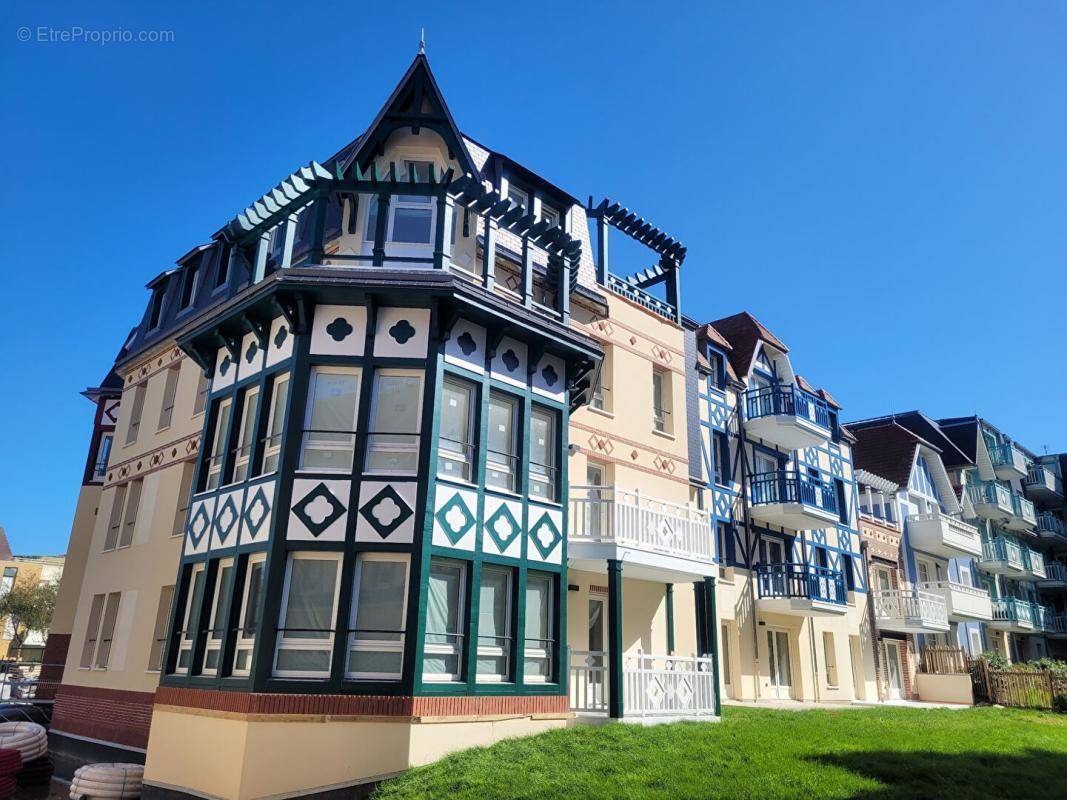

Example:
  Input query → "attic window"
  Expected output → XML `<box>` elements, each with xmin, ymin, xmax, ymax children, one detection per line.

<box><xmin>506</xmin><ymin>185</ymin><xmax>528</xmax><ymax>213</ymax></box>
<box><xmin>540</xmin><ymin>204</ymin><xmax>560</xmax><ymax>229</ymax></box>
<box><xmin>148</xmin><ymin>287</ymin><xmax>166</xmax><ymax>330</ymax></box>
<box><xmin>754</xmin><ymin>349</ymin><xmax>774</xmax><ymax>376</ymax></box>
<box><xmin>179</xmin><ymin>257</ymin><xmax>201</xmax><ymax>309</ymax></box>
<box><xmin>707</xmin><ymin>348</ymin><xmax>726</xmax><ymax>391</ymax></box>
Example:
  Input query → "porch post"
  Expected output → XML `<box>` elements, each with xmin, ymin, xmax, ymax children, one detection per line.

<box><xmin>665</xmin><ymin>583</ymin><xmax>675</xmax><ymax>655</ymax></box>
<box><xmin>607</xmin><ymin>559</ymin><xmax>624</xmax><ymax>719</ymax></box>
<box><xmin>433</xmin><ymin>193</ymin><xmax>455</xmax><ymax>269</ymax></box>
<box><xmin>693</xmin><ymin>580</ymin><xmax>707</xmax><ymax>653</ymax></box>
<box><xmin>372</xmin><ymin>192</ymin><xmax>390</xmax><ymax>266</ymax></box>
<box><xmin>704</xmin><ymin>574</ymin><xmax>722</xmax><ymax>716</ymax></box>
<box><xmin>481</xmin><ymin>214</ymin><xmax>498</xmax><ymax>290</ymax></box>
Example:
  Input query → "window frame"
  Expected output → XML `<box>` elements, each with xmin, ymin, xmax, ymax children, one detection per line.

<box><xmin>231</xmin><ymin>552</ymin><xmax>267</xmax><ymax>678</ymax></box>
<box><xmin>147</xmin><ymin>585</ymin><xmax>175</xmax><ymax>673</ymax></box>
<box><xmin>437</xmin><ymin>375</ymin><xmax>477</xmax><ymax>484</ymax></box>
<box><xmin>229</xmin><ymin>386</ymin><xmax>261</xmax><ymax>484</ymax></box>
<box><xmin>528</xmin><ymin>405</ymin><xmax>559</xmax><ymax>503</ymax></box>
<box><xmin>422</xmin><ymin>558</ymin><xmax>467</xmax><ymax>683</ymax></box>
<box><xmin>124</xmin><ymin>383</ymin><xmax>146</xmax><ymax>446</ymax></box>
<box><xmin>94</xmin><ymin>592</ymin><xmax>122</xmax><ymax>670</ymax></box>
<box><xmin>485</xmin><ymin>391</ymin><xmax>520</xmax><ymax>494</ymax></box>
<box><xmin>299</xmin><ymin>366</ymin><xmax>362</xmax><ymax>473</ymax></box>
<box><xmin>200</xmin><ymin>558</ymin><xmax>235</xmax><ymax>677</ymax></box>
<box><xmin>475</xmin><ymin>565</ymin><xmax>513</xmax><ymax>684</ymax></box>
<box><xmin>364</xmin><ymin>369</ymin><xmax>424</xmax><ymax>476</ymax></box>
<box><xmin>203</xmin><ymin>397</ymin><xmax>233</xmax><ymax>491</ymax></box>
<box><xmin>174</xmin><ymin>563</ymin><xmax>206</xmax><ymax>675</ymax></box>
<box><xmin>117</xmin><ymin>478</ymin><xmax>142</xmax><ymax>549</ymax></box>
<box><xmin>260</xmin><ymin>372</ymin><xmax>290</xmax><ymax>475</ymax></box>
<box><xmin>273</xmin><ymin>552</ymin><xmax>343</xmax><ymax>680</ymax></box>
<box><xmin>523</xmin><ymin>571</ymin><xmax>555</xmax><ymax>684</ymax></box>
<box><xmin>104</xmin><ymin>484</ymin><xmax>128</xmax><ymax>552</ymax></box>
<box><xmin>79</xmin><ymin>594</ymin><xmax>106</xmax><ymax>669</ymax></box>
<box><xmin>345</xmin><ymin>553</ymin><xmax>411</xmax><ymax>681</ymax></box>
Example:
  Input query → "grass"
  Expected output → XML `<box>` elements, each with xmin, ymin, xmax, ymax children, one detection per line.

<box><xmin>373</xmin><ymin>706</ymin><xmax>1067</xmax><ymax>799</ymax></box>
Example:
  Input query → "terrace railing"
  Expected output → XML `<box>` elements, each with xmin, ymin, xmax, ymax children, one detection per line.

<box><xmin>750</xmin><ymin>471</ymin><xmax>838</xmax><ymax>516</ymax></box>
<box><xmin>756</xmin><ymin>563</ymin><xmax>846</xmax><ymax>605</ymax></box>
<box><xmin>743</xmin><ymin>385</ymin><xmax>831</xmax><ymax>431</ymax></box>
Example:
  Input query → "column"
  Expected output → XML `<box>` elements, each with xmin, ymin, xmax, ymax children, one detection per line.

<box><xmin>607</xmin><ymin>559</ymin><xmax>623</xmax><ymax>719</ymax></box>
<box><xmin>704</xmin><ymin>575</ymin><xmax>722</xmax><ymax>716</ymax></box>
<box><xmin>481</xmin><ymin>214</ymin><xmax>498</xmax><ymax>289</ymax></box>
<box><xmin>665</xmin><ymin>583</ymin><xmax>675</xmax><ymax>655</ymax></box>
<box><xmin>433</xmin><ymin>193</ymin><xmax>455</xmax><ymax>269</ymax></box>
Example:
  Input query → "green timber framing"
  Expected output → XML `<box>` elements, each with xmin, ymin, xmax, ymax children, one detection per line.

<box><xmin>159</xmin><ymin>266</ymin><xmax>601</xmax><ymax>701</ymax></box>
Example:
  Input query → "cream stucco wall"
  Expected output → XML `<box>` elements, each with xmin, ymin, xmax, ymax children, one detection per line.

<box><xmin>51</xmin><ymin>484</ymin><xmax>99</xmax><ymax>636</ymax></box>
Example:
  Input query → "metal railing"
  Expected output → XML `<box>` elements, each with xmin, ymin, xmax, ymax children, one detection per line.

<box><xmin>1036</xmin><ymin>512</ymin><xmax>1067</xmax><ymax>539</ymax></box>
<box><xmin>989</xmin><ymin>442</ymin><xmax>1029</xmax><ymax>474</ymax></box>
<box><xmin>1011</xmin><ymin>493</ymin><xmax>1037</xmax><ymax>527</ymax></box>
<box><xmin>1023</xmin><ymin>546</ymin><xmax>1047</xmax><ymax>579</ymax></box>
<box><xmin>872</xmin><ymin>589</ymin><xmax>948</xmax><ymax>627</ymax></box>
<box><xmin>992</xmin><ymin>597</ymin><xmax>1034</xmax><ymax>626</ymax></box>
<box><xmin>981</xmin><ymin>536</ymin><xmax>1024</xmax><ymax>569</ymax></box>
<box><xmin>1043</xmin><ymin>562</ymin><xmax>1067</xmax><ymax>584</ymax></box>
<box><xmin>1025</xmin><ymin>465</ymin><xmax>1063</xmax><ymax>496</ymax></box>
<box><xmin>755</xmin><ymin>562</ymin><xmax>846</xmax><ymax>605</ymax></box>
<box><xmin>743</xmin><ymin>385</ymin><xmax>831</xmax><ymax>430</ymax></box>
<box><xmin>569</xmin><ymin>486</ymin><xmax>713</xmax><ymax>562</ymax></box>
<box><xmin>750</xmin><ymin>470</ymin><xmax>838</xmax><ymax>515</ymax></box>
<box><xmin>967</xmin><ymin>481</ymin><xmax>1014</xmax><ymax>513</ymax></box>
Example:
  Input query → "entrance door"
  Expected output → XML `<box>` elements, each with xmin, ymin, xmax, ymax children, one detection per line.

<box><xmin>762</xmin><ymin>539</ymin><xmax>787</xmax><ymax>595</ymax></box>
<box><xmin>588</xmin><ymin>599</ymin><xmax>606</xmax><ymax>705</ymax></box>
<box><xmin>884</xmin><ymin>641</ymin><xmax>904</xmax><ymax>700</ymax></box>
<box><xmin>587</xmin><ymin>464</ymin><xmax>606</xmax><ymax>538</ymax></box>
<box><xmin>766</xmin><ymin>629</ymin><xmax>793</xmax><ymax>699</ymax></box>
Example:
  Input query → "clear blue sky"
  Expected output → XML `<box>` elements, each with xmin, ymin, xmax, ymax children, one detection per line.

<box><xmin>3</xmin><ymin>1</ymin><xmax>1066</xmax><ymax>553</ymax></box>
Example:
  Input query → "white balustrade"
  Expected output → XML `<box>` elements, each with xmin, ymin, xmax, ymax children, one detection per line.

<box><xmin>622</xmin><ymin>651</ymin><xmax>717</xmax><ymax>718</ymax></box>
<box><xmin>569</xmin><ymin>485</ymin><xmax>714</xmax><ymax>562</ymax></box>
<box><xmin>873</xmin><ymin>588</ymin><xmax>948</xmax><ymax>627</ymax></box>
<box><xmin>568</xmin><ymin>650</ymin><xmax>608</xmax><ymax>713</ymax></box>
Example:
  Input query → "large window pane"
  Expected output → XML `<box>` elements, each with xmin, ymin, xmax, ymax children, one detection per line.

<box><xmin>438</xmin><ymin>378</ymin><xmax>474</xmax><ymax>482</ymax></box>
<box><xmin>524</xmin><ymin>573</ymin><xmax>553</xmax><ymax>682</ymax></box>
<box><xmin>202</xmin><ymin>561</ymin><xmax>233</xmax><ymax>674</ymax></box>
<box><xmin>175</xmin><ymin>566</ymin><xmax>205</xmax><ymax>673</ymax></box>
<box><xmin>232</xmin><ymin>388</ymin><xmax>260</xmax><ymax>483</ymax></box>
<box><xmin>205</xmin><ymin>398</ymin><xmax>232</xmax><ymax>490</ymax></box>
<box><xmin>347</xmin><ymin>557</ymin><xmax>408</xmax><ymax>679</ymax></box>
<box><xmin>301</xmin><ymin>370</ymin><xmax>359</xmax><ymax>471</ymax></box>
<box><xmin>391</xmin><ymin>206</ymin><xmax>433</xmax><ymax>243</ymax></box>
<box><xmin>477</xmin><ymin>567</ymin><xmax>511</xmax><ymax>681</ymax></box>
<box><xmin>262</xmin><ymin>374</ymin><xmax>289</xmax><ymax>474</ymax></box>
<box><xmin>423</xmin><ymin>559</ymin><xmax>465</xmax><ymax>681</ymax></box>
<box><xmin>486</xmin><ymin>393</ymin><xmax>518</xmax><ymax>492</ymax></box>
<box><xmin>232</xmin><ymin>556</ymin><xmax>265</xmax><ymax>676</ymax></box>
<box><xmin>366</xmin><ymin>373</ymin><xmax>422</xmax><ymax>474</ymax></box>
<box><xmin>274</xmin><ymin>556</ymin><xmax>340</xmax><ymax>679</ymax></box>
<box><xmin>529</xmin><ymin>408</ymin><xmax>557</xmax><ymax>501</ymax></box>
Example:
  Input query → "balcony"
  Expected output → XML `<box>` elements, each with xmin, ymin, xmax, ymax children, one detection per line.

<box><xmin>919</xmin><ymin>580</ymin><xmax>993</xmax><ymax>622</ymax></box>
<box><xmin>906</xmin><ymin>513</ymin><xmax>982</xmax><ymax>559</ymax></box>
<box><xmin>569</xmin><ymin>650</ymin><xmax>717</xmax><ymax>720</ymax></box>
<box><xmin>748</xmin><ymin>470</ymin><xmax>839</xmax><ymax>531</ymax></box>
<box><xmin>742</xmin><ymin>385</ymin><xmax>832</xmax><ymax>451</ymax></box>
<box><xmin>1024</xmin><ymin>465</ymin><xmax>1063</xmax><ymax>502</ymax></box>
<box><xmin>988</xmin><ymin>442</ymin><xmax>1030</xmax><ymax>482</ymax></box>
<box><xmin>967</xmin><ymin>481</ymin><xmax>1014</xmax><ymax>521</ymax></box>
<box><xmin>978</xmin><ymin>535</ymin><xmax>1025</xmax><ymax>576</ymax></box>
<box><xmin>1038</xmin><ymin>562</ymin><xmax>1067</xmax><ymax>589</ymax></box>
<box><xmin>1021</xmin><ymin>546</ymin><xmax>1047</xmax><ymax>581</ymax></box>
<box><xmin>1004</xmin><ymin>493</ymin><xmax>1037</xmax><ymax>532</ymax></box>
<box><xmin>872</xmin><ymin>588</ymin><xmax>949</xmax><ymax>634</ymax></box>
<box><xmin>1033</xmin><ymin>604</ymin><xmax>1054</xmax><ymax>632</ymax></box>
<box><xmin>1048</xmin><ymin>614</ymin><xmax>1067</xmax><ymax>639</ymax></box>
<box><xmin>755</xmin><ymin>563</ymin><xmax>847</xmax><ymax>616</ymax></box>
<box><xmin>568</xmin><ymin>486</ymin><xmax>716</xmax><ymax>580</ymax></box>
<box><xmin>989</xmin><ymin>597</ymin><xmax>1035</xmax><ymax>633</ymax></box>
<box><xmin>1036</xmin><ymin>512</ymin><xmax>1067</xmax><ymax>543</ymax></box>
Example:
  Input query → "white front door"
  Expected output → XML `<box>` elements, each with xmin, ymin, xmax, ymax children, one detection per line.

<box><xmin>884</xmin><ymin>641</ymin><xmax>904</xmax><ymax>700</ymax></box>
<box><xmin>766</xmin><ymin>629</ymin><xmax>793</xmax><ymax>699</ymax></box>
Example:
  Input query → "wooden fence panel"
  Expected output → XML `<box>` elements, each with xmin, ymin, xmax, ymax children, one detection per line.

<box><xmin>922</xmin><ymin>646</ymin><xmax>967</xmax><ymax>675</ymax></box>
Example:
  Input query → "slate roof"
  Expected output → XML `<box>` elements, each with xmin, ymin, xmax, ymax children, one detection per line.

<box><xmin>849</xmin><ymin>411</ymin><xmax>973</xmax><ymax>470</ymax></box>
<box><xmin>706</xmin><ymin>311</ymin><xmax>788</xmax><ymax>380</ymax></box>
<box><xmin>847</xmin><ymin>422</ymin><xmax>930</xmax><ymax>488</ymax></box>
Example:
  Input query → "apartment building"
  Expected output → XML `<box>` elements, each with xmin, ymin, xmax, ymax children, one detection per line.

<box><xmin>1027</xmin><ymin>453</ymin><xmax>1067</xmax><ymax>658</ymax></box>
<box><xmin>0</xmin><ymin>527</ymin><xmax>64</xmax><ymax>661</ymax></box>
<box><xmin>45</xmin><ymin>52</ymin><xmax>725</xmax><ymax>799</ymax></box>
<box><xmin>688</xmin><ymin>313</ymin><xmax>878</xmax><ymax>703</ymax></box>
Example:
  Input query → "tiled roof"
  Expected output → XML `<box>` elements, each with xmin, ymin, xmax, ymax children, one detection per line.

<box><xmin>848</xmin><ymin>411</ymin><xmax>973</xmax><ymax>469</ymax></box>
<box><xmin>703</xmin><ymin>324</ymin><xmax>732</xmax><ymax>351</ymax></box>
<box><xmin>848</xmin><ymin>422</ymin><xmax>925</xmax><ymax>488</ymax></box>
<box><xmin>705</xmin><ymin>311</ymin><xmax>788</xmax><ymax>380</ymax></box>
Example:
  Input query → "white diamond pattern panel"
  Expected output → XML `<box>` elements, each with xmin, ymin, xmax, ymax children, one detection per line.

<box><xmin>482</xmin><ymin>494</ymin><xmax>523</xmax><ymax>559</ymax></box>
<box><xmin>490</xmin><ymin>337</ymin><xmax>528</xmax><ymax>389</ymax></box>
<box><xmin>236</xmin><ymin>331</ymin><xmax>265</xmax><ymax>383</ymax></box>
<box><xmin>287</xmin><ymin>478</ymin><xmax>350</xmax><ymax>542</ymax></box>
<box><xmin>211</xmin><ymin>487</ymin><xmax>245</xmax><ymax>551</ymax></box>
<box><xmin>211</xmin><ymin>347</ymin><xmax>236</xmax><ymax>393</ymax></box>
<box><xmin>527</xmin><ymin>504</ymin><xmax>563</xmax><ymax>564</ymax></box>
<box><xmin>355</xmin><ymin>481</ymin><xmax>417</xmax><ymax>544</ymax></box>
<box><xmin>532</xmin><ymin>353</ymin><xmax>565</xmax><ymax>402</ymax></box>
<box><xmin>310</xmin><ymin>305</ymin><xmax>367</xmax><ymax>357</ymax></box>
<box><xmin>374</xmin><ymin>307</ymin><xmax>430</xmax><ymax>358</ymax></box>
<box><xmin>239</xmin><ymin>479</ymin><xmax>275</xmax><ymax>546</ymax></box>
<box><xmin>185</xmin><ymin>495</ymin><xmax>216</xmax><ymax>556</ymax></box>
<box><xmin>432</xmin><ymin>484</ymin><xmax>478</xmax><ymax>552</ymax></box>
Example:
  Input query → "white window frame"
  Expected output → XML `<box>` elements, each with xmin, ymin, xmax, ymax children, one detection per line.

<box><xmin>523</xmin><ymin>572</ymin><xmax>554</xmax><ymax>684</ymax></box>
<box><xmin>261</xmin><ymin>373</ymin><xmax>290</xmax><ymax>475</ymax></box>
<box><xmin>364</xmin><ymin>369</ymin><xmax>424</xmax><ymax>476</ymax></box>
<box><xmin>506</xmin><ymin>184</ymin><xmax>529</xmax><ymax>212</ymax></box>
<box><xmin>201</xmin><ymin>558</ymin><xmax>234</xmax><ymax>677</ymax></box>
<box><xmin>205</xmin><ymin>397</ymin><xmax>232</xmax><ymax>490</ymax></box>
<box><xmin>361</xmin><ymin>160</ymin><xmax>439</xmax><ymax>252</ymax></box>
<box><xmin>486</xmin><ymin>392</ymin><xmax>520</xmax><ymax>494</ymax></box>
<box><xmin>423</xmin><ymin>559</ymin><xmax>467</xmax><ymax>683</ymax></box>
<box><xmin>231</xmin><ymin>552</ymin><xmax>267</xmax><ymax>677</ymax></box>
<box><xmin>174</xmin><ymin>564</ymin><xmax>206</xmax><ymax>675</ymax></box>
<box><xmin>230</xmin><ymin>386</ymin><xmax>261</xmax><ymax>484</ymax></box>
<box><xmin>539</xmin><ymin>203</ymin><xmax>560</xmax><ymax>229</ymax></box>
<box><xmin>437</xmin><ymin>376</ymin><xmax>476</xmax><ymax>484</ymax></box>
<box><xmin>476</xmin><ymin>566</ymin><xmax>513</xmax><ymax>684</ymax></box>
<box><xmin>345</xmin><ymin>553</ymin><xmax>410</xmax><ymax>681</ymax></box>
<box><xmin>273</xmin><ymin>552</ymin><xmax>342</xmax><ymax>680</ymax></box>
<box><xmin>299</xmin><ymin>367</ymin><xmax>361</xmax><ymax>473</ymax></box>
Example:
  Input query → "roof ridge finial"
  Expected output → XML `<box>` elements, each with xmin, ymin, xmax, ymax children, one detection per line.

<box><xmin>419</xmin><ymin>27</ymin><xmax>425</xmax><ymax>55</ymax></box>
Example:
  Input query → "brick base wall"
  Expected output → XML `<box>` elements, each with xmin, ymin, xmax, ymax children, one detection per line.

<box><xmin>52</xmin><ymin>684</ymin><xmax>156</xmax><ymax>749</ymax></box>
<box><xmin>36</xmin><ymin>634</ymin><xmax>70</xmax><ymax>701</ymax></box>
<box><xmin>154</xmin><ymin>687</ymin><xmax>568</xmax><ymax>718</ymax></box>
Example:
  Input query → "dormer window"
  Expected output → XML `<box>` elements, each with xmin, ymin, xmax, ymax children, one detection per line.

<box><xmin>179</xmin><ymin>257</ymin><xmax>201</xmax><ymax>310</ymax></box>
<box><xmin>506</xmin><ymin>185</ymin><xmax>528</xmax><ymax>212</ymax></box>
<box><xmin>707</xmin><ymin>348</ymin><xmax>726</xmax><ymax>391</ymax></box>
<box><xmin>754</xmin><ymin>349</ymin><xmax>774</xmax><ymax>376</ymax></box>
<box><xmin>540</xmin><ymin>204</ymin><xmax>560</xmax><ymax>229</ymax></box>
<box><xmin>148</xmin><ymin>286</ymin><xmax>166</xmax><ymax>330</ymax></box>
<box><xmin>365</xmin><ymin>161</ymin><xmax>436</xmax><ymax>246</ymax></box>
<box><xmin>265</xmin><ymin>223</ymin><xmax>286</xmax><ymax>272</ymax></box>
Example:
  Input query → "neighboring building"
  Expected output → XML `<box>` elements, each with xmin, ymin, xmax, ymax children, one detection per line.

<box><xmin>1026</xmin><ymin>453</ymin><xmax>1067</xmax><ymax>658</ymax></box>
<box><xmin>49</xmin><ymin>52</ymin><xmax>721</xmax><ymax>799</ymax></box>
<box><xmin>0</xmin><ymin>527</ymin><xmax>65</xmax><ymax>661</ymax></box>
<box><xmin>689</xmin><ymin>312</ymin><xmax>878</xmax><ymax>703</ymax></box>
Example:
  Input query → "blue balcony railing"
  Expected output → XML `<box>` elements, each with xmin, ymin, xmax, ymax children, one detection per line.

<box><xmin>744</xmin><ymin>385</ymin><xmax>831</xmax><ymax>431</ymax></box>
<box><xmin>967</xmin><ymin>481</ymin><xmax>1013</xmax><ymax>511</ymax></box>
<box><xmin>981</xmin><ymin>534</ymin><xmax>1024</xmax><ymax>568</ymax></box>
<box><xmin>988</xmin><ymin>442</ymin><xmax>1029</xmax><ymax>474</ymax></box>
<box><xmin>992</xmin><ymin>597</ymin><xmax>1035</xmax><ymax>626</ymax></box>
<box><xmin>756</xmin><ymin>563</ymin><xmax>846</xmax><ymax>605</ymax></box>
<box><xmin>1036</xmin><ymin>512</ymin><xmax>1067</xmax><ymax>538</ymax></box>
<box><xmin>750</xmin><ymin>470</ymin><xmax>838</xmax><ymax>515</ymax></box>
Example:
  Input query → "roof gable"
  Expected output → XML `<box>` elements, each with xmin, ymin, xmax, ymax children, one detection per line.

<box><xmin>706</xmin><ymin>311</ymin><xmax>789</xmax><ymax>380</ymax></box>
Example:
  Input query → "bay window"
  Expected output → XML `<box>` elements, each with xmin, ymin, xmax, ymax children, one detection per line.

<box><xmin>261</xmin><ymin>373</ymin><xmax>289</xmax><ymax>474</ymax></box>
<box><xmin>204</xmin><ymin>397</ymin><xmax>232</xmax><ymax>491</ymax></box>
<box><xmin>365</xmin><ymin>371</ymin><xmax>423</xmax><ymax>474</ymax></box>
<box><xmin>529</xmin><ymin>407</ymin><xmax>558</xmax><ymax>502</ymax></box>
<box><xmin>423</xmin><ymin>558</ymin><xmax>466</xmax><ymax>682</ymax></box>
<box><xmin>201</xmin><ymin>559</ymin><xmax>234</xmax><ymax>676</ymax></box>
<box><xmin>174</xmin><ymin>564</ymin><xmax>206</xmax><ymax>674</ymax></box>
<box><xmin>438</xmin><ymin>377</ymin><xmax>475</xmax><ymax>482</ymax></box>
<box><xmin>232</xmin><ymin>553</ymin><xmax>266</xmax><ymax>676</ymax></box>
<box><xmin>524</xmin><ymin>572</ymin><xmax>553</xmax><ymax>682</ymax></box>
<box><xmin>486</xmin><ymin>392</ymin><xmax>519</xmax><ymax>493</ymax></box>
<box><xmin>476</xmin><ymin>566</ymin><xmax>512</xmax><ymax>682</ymax></box>
<box><xmin>273</xmin><ymin>553</ymin><xmax>341</xmax><ymax>679</ymax></box>
<box><xmin>300</xmin><ymin>368</ymin><xmax>360</xmax><ymax>471</ymax></box>
<box><xmin>231</xmin><ymin>387</ymin><xmax>260</xmax><ymax>483</ymax></box>
<box><xmin>346</xmin><ymin>554</ymin><xmax>409</xmax><ymax>680</ymax></box>
<box><xmin>364</xmin><ymin>161</ymin><xmax>437</xmax><ymax>246</ymax></box>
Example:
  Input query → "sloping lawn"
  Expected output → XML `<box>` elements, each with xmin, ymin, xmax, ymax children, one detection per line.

<box><xmin>374</xmin><ymin>706</ymin><xmax>1067</xmax><ymax>799</ymax></box>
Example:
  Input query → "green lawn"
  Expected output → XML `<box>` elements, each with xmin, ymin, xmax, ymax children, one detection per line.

<box><xmin>374</xmin><ymin>706</ymin><xmax>1067</xmax><ymax>799</ymax></box>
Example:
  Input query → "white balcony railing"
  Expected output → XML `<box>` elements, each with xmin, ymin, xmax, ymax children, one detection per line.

<box><xmin>569</xmin><ymin>650</ymin><xmax>717</xmax><ymax>718</ymax></box>
<box><xmin>873</xmin><ymin>588</ymin><xmax>949</xmax><ymax>631</ymax></box>
<box><xmin>906</xmin><ymin>512</ymin><xmax>981</xmax><ymax>558</ymax></box>
<box><xmin>919</xmin><ymin>580</ymin><xmax>993</xmax><ymax>621</ymax></box>
<box><xmin>569</xmin><ymin>486</ymin><xmax>713</xmax><ymax>563</ymax></box>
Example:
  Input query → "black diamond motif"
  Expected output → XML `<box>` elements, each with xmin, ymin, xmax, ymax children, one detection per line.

<box><xmin>502</xmin><ymin>348</ymin><xmax>519</xmax><ymax>372</ymax></box>
<box><xmin>292</xmin><ymin>482</ymin><xmax>346</xmax><ymax>538</ymax></box>
<box><xmin>245</xmin><ymin>340</ymin><xmax>259</xmax><ymax>364</ymax></box>
<box><xmin>485</xmin><ymin>504</ymin><xmax>521</xmax><ymax>551</ymax></box>
<box><xmin>274</xmin><ymin>325</ymin><xmax>289</xmax><ymax>348</ymax></box>
<box><xmin>456</xmin><ymin>330</ymin><xmax>477</xmax><ymax>356</ymax></box>
<box><xmin>541</xmin><ymin>364</ymin><xmax>559</xmax><ymax>387</ymax></box>
<box><xmin>188</xmin><ymin>504</ymin><xmax>211</xmax><ymax>545</ymax></box>
<box><xmin>243</xmin><ymin>486</ymin><xmax>270</xmax><ymax>537</ymax></box>
<box><xmin>389</xmin><ymin>319</ymin><xmax>416</xmax><ymax>344</ymax></box>
<box><xmin>359</xmin><ymin>484</ymin><xmax>413</xmax><ymax>540</ymax></box>
<box><xmin>213</xmin><ymin>495</ymin><xmax>239</xmax><ymax>543</ymax></box>
<box><xmin>219</xmin><ymin>355</ymin><xmax>232</xmax><ymax>376</ymax></box>
<box><xmin>326</xmin><ymin>316</ymin><xmax>354</xmax><ymax>342</ymax></box>
<box><xmin>434</xmin><ymin>493</ymin><xmax>476</xmax><ymax>545</ymax></box>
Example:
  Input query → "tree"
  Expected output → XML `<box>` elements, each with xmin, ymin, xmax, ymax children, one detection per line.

<box><xmin>0</xmin><ymin>581</ymin><xmax>58</xmax><ymax>659</ymax></box>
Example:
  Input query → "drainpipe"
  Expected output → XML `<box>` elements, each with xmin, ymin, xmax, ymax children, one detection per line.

<box><xmin>809</xmin><ymin>618</ymin><xmax>821</xmax><ymax>703</ymax></box>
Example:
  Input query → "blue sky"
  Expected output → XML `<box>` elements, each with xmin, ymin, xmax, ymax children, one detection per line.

<box><xmin>3</xmin><ymin>1</ymin><xmax>1066</xmax><ymax>553</ymax></box>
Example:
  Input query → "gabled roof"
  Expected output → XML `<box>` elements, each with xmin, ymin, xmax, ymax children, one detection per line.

<box><xmin>847</xmin><ymin>422</ymin><xmax>932</xmax><ymax>488</ymax></box>
<box><xmin>339</xmin><ymin>53</ymin><xmax>480</xmax><ymax>178</ymax></box>
<box><xmin>705</xmin><ymin>311</ymin><xmax>788</xmax><ymax>380</ymax></box>
<box><xmin>849</xmin><ymin>410</ymin><xmax>973</xmax><ymax>469</ymax></box>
